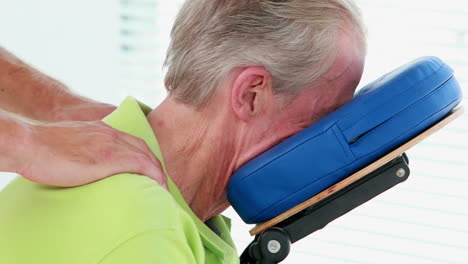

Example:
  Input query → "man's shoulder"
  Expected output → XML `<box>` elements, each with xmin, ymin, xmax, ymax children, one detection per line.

<box><xmin>90</xmin><ymin>173</ymin><xmax>190</xmax><ymax>228</ymax></box>
<box><xmin>0</xmin><ymin>174</ymin><xmax>198</xmax><ymax>264</ymax></box>
<box><xmin>1</xmin><ymin>173</ymin><xmax>185</xmax><ymax>228</ymax></box>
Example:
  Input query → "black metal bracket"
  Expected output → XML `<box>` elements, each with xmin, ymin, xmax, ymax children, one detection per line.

<box><xmin>240</xmin><ymin>153</ymin><xmax>410</xmax><ymax>264</ymax></box>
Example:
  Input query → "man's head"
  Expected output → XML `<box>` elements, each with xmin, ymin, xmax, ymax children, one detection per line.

<box><xmin>155</xmin><ymin>0</ymin><xmax>366</xmax><ymax>218</ymax></box>
<box><xmin>165</xmin><ymin>0</ymin><xmax>366</xmax><ymax>107</ymax></box>
<box><xmin>163</xmin><ymin>0</ymin><xmax>366</xmax><ymax>165</ymax></box>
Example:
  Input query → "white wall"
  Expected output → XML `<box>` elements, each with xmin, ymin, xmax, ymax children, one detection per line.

<box><xmin>0</xmin><ymin>0</ymin><xmax>121</xmax><ymax>103</ymax></box>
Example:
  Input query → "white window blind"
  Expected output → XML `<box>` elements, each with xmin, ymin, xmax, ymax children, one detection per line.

<box><xmin>118</xmin><ymin>0</ymin><xmax>185</xmax><ymax>107</ymax></box>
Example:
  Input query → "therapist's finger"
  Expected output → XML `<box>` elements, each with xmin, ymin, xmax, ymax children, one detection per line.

<box><xmin>108</xmin><ymin>128</ymin><xmax>168</xmax><ymax>189</ymax></box>
<box><xmin>129</xmin><ymin>142</ymin><xmax>168</xmax><ymax>189</ymax></box>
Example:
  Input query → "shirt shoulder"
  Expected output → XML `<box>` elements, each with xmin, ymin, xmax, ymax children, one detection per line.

<box><xmin>81</xmin><ymin>173</ymin><xmax>185</xmax><ymax>229</ymax></box>
<box><xmin>0</xmin><ymin>174</ymin><xmax>203</xmax><ymax>264</ymax></box>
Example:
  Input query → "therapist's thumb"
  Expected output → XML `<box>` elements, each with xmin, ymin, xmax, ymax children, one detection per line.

<box><xmin>134</xmin><ymin>152</ymin><xmax>168</xmax><ymax>190</ymax></box>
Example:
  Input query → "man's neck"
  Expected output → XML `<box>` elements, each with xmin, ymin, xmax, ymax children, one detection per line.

<box><xmin>146</xmin><ymin>97</ymin><xmax>236</xmax><ymax>221</ymax></box>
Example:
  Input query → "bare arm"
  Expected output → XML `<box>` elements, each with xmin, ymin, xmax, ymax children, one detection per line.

<box><xmin>0</xmin><ymin>47</ymin><xmax>167</xmax><ymax>188</ymax></box>
<box><xmin>0</xmin><ymin>46</ymin><xmax>115</xmax><ymax>122</ymax></box>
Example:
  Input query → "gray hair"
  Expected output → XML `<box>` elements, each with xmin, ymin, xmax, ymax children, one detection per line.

<box><xmin>164</xmin><ymin>0</ymin><xmax>366</xmax><ymax>108</ymax></box>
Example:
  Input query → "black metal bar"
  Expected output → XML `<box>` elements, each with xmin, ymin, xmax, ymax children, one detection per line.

<box><xmin>281</xmin><ymin>154</ymin><xmax>410</xmax><ymax>243</ymax></box>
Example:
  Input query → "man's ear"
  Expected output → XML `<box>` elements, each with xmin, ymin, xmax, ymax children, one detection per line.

<box><xmin>230</xmin><ymin>67</ymin><xmax>273</xmax><ymax>121</ymax></box>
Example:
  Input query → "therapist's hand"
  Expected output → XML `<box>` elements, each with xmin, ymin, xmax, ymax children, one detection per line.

<box><xmin>18</xmin><ymin>120</ymin><xmax>168</xmax><ymax>188</ymax></box>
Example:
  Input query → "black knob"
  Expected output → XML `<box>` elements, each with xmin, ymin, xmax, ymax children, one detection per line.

<box><xmin>256</xmin><ymin>228</ymin><xmax>291</xmax><ymax>264</ymax></box>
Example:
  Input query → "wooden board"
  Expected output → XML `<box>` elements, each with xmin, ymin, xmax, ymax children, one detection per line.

<box><xmin>250</xmin><ymin>107</ymin><xmax>465</xmax><ymax>236</ymax></box>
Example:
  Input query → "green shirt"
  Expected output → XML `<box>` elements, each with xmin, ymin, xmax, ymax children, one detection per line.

<box><xmin>0</xmin><ymin>97</ymin><xmax>239</xmax><ymax>264</ymax></box>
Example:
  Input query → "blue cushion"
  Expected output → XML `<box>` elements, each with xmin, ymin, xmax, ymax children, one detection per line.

<box><xmin>227</xmin><ymin>56</ymin><xmax>463</xmax><ymax>224</ymax></box>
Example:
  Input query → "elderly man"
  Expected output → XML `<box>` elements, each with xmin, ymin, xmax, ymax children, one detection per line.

<box><xmin>0</xmin><ymin>0</ymin><xmax>366</xmax><ymax>263</ymax></box>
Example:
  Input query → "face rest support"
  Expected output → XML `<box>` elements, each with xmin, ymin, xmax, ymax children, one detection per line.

<box><xmin>227</xmin><ymin>56</ymin><xmax>463</xmax><ymax>224</ymax></box>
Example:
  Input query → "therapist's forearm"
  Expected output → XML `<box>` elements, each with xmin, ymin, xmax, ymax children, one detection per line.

<box><xmin>0</xmin><ymin>46</ymin><xmax>115</xmax><ymax>122</ymax></box>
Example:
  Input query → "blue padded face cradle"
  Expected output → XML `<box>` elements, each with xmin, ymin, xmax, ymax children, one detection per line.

<box><xmin>227</xmin><ymin>57</ymin><xmax>463</xmax><ymax>224</ymax></box>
